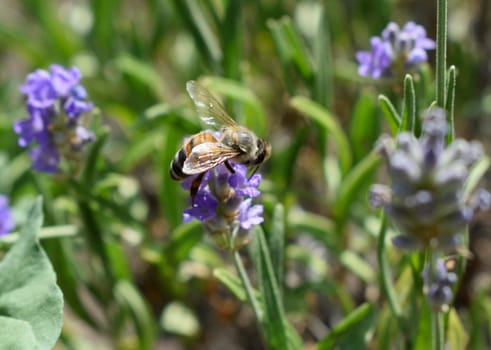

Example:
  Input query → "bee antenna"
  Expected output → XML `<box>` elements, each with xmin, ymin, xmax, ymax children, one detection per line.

<box><xmin>248</xmin><ymin>166</ymin><xmax>260</xmax><ymax>179</ymax></box>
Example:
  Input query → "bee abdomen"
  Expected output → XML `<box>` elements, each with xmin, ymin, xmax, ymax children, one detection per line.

<box><xmin>170</xmin><ymin>148</ymin><xmax>188</xmax><ymax>180</ymax></box>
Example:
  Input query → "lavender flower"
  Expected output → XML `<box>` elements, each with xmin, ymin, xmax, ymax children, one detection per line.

<box><xmin>15</xmin><ymin>64</ymin><xmax>95</xmax><ymax>173</ymax></box>
<box><xmin>422</xmin><ymin>258</ymin><xmax>457</xmax><ymax>312</ymax></box>
<box><xmin>0</xmin><ymin>195</ymin><xmax>15</xmax><ymax>236</ymax></box>
<box><xmin>370</xmin><ymin>108</ymin><xmax>490</xmax><ymax>251</ymax></box>
<box><xmin>356</xmin><ymin>22</ymin><xmax>435</xmax><ymax>79</ymax></box>
<box><xmin>183</xmin><ymin>163</ymin><xmax>264</xmax><ymax>251</ymax></box>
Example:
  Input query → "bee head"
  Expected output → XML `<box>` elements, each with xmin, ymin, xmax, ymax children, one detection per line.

<box><xmin>254</xmin><ymin>138</ymin><xmax>272</xmax><ymax>165</ymax></box>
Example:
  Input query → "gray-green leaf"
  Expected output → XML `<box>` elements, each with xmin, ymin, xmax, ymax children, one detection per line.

<box><xmin>0</xmin><ymin>197</ymin><xmax>64</xmax><ymax>350</ymax></box>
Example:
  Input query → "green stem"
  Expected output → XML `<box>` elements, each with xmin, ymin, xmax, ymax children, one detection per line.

<box><xmin>377</xmin><ymin>214</ymin><xmax>404</xmax><ymax>327</ymax></box>
<box><xmin>428</xmin><ymin>252</ymin><xmax>445</xmax><ymax>350</ymax></box>
<box><xmin>436</xmin><ymin>0</ymin><xmax>448</xmax><ymax>108</ymax></box>
<box><xmin>233</xmin><ymin>251</ymin><xmax>263</xmax><ymax>323</ymax></box>
<box><xmin>0</xmin><ymin>225</ymin><xmax>78</xmax><ymax>246</ymax></box>
<box><xmin>431</xmin><ymin>309</ymin><xmax>445</xmax><ymax>350</ymax></box>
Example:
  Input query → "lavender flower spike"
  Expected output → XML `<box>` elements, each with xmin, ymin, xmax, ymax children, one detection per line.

<box><xmin>356</xmin><ymin>21</ymin><xmax>435</xmax><ymax>79</ymax></box>
<box><xmin>15</xmin><ymin>64</ymin><xmax>95</xmax><ymax>173</ymax></box>
<box><xmin>182</xmin><ymin>162</ymin><xmax>264</xmax><ymax>251</ymax></box>
<box><xmin>370</xmin><ymin>108</ymin><xmax>490</xmax><ymax>252</ymax></box>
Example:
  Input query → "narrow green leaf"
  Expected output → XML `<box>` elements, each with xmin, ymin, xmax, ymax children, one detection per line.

<box><xmin>279</xmin><ymin>17</ymin><xmax>313</xmax><ymax>81</ymax></box>
<box><xmin>313</xmin><ymin>5</ymin><xmax>333</xmax><ymax>107</ymax></box>
<box><xmin>290</xmin><ymin>96</ymin><xmax>352</xmax><ymax>175</ymax></box>
<box><xmin>445</xmin><ymin>65</ymin><xmax>456</xmax><ymax>144</ymax></box>
<box><xmin>213</xmin><ymin>268</ymin><xmax>248</xmax><ymax>302</ymax></box>
<box><xmin>447</xmin><ymin>308</ymin><xmax>469</xmax><ymax>350</ymax></box>
<box><xmin>400</xmin><ymin>74</ymin><xmax>416</xmax><ymax>133</ymax></box>
<box><xmin>435</xmin><ymin>0</ymin><xmax>448</xmax><ymax>108</ymax></box>
<box><xmin>233</xmin><ymin>251</ymin><xmax>264</xmax><ymax>323</ymax></box>
<box><xmin>115</xmin><ymin>55</ymin><xmax>166</xmax><ymax>98</ymax></box>
<box><xmin>376</xmin><ymin>215</ymin><xmax>403</xmax><ymax>324</ymax></box>
<box><xmin>349</xmin><ymin>91</ymin><xmax>380</xmax><ymax>162</ymax></box>
<box><xmin>317</xmin><ymin>303</ymin><xmax>375</xmax><ymax>350</ymax></box>
<box><xmin>251</xmin><ymin>227</ymin><xmax>303</xmax><ymax>350</ymax></box>
<box><xmin>413</xmin><ymin>301</ymin><xmax>433</xmax><ymax>350</ymax></box>
<box><xmin>82</xmin><ymin>127</ymin><xmax>109</xmax><ymax>187</ymax></box>
<box><xmin>171</xmin><ymin>0</ymin><xmax>222</xmax><ymax>66</ymax></box>
<box><xmin>115</xmin><ymin>281</ymin><xmax>157</xmax><ymax>349</ymax></box>
<box><xmin>267</xmin><ymin>18</ymin><xmax>295</xmax><ymax>94</ymax></box>
<box><xmin>463</xmin><ymin>156</ymin><xmax>490</xmax><ymax>200</ymax></box>
<box><xmin>269</xmin><ymin>204</ymin><xmax>285</xmax><ymax>294</ymax></box>
<box><xmin>221</xmin><ymin>0</ymin><xmax>242</xmax><ymax>80</ymax></box>
<box><xmin>339</xmin><ymin>251</ymin><xmax>375</xmax><ymax>283</ymax></box>
<box><xmin>0</xmin><ymin>197</ymin><xmax>63</xmax><ymax>350</ymax></box>
<box><xmin>0</xmin><ymin>225</ymin><xmax>77</xmax><ymax>247</ymax></box>
<box><xmin>333</xmin><ymin>151</ymin><xmax>381</xmax><ymax>224</ymax></box>
<box><xmin>166</xmin><ymin>221</ymin><xmax>203</xmax><ymax>264</ymax></box>
<box><xmin>89</xmin><ymin>0</ymin><xmax>120</xmax><ymax>60</ymax></box>
<box><xmin>378</xmin><ymin>95</ymin><xmax>401</xmax><ymax>134</ymax></box>
<box><xmin>287</xmin><ymin>210</ymin><xmax>338</xmax><ymax>249</ymax></box>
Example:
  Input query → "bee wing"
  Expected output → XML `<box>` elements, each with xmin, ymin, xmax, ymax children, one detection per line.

<box><xmin>186</xmin><ymin>80</ymin><xmax>238</xmax><ymax>129</ymax></box>
<box><xmin>182</xmin><ymin>142</ymin><xmax>240</xmax><ymax>175</ymax></box>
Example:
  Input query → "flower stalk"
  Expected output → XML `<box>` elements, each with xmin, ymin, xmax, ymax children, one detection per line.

<box><xmin>182</xmin><ymin>161</ymin><xmax>264</xmax><ymax>251</ymax></box>
<box><xmin>436</xmin><ymin>0</ymin><xmax>448</xmax><ymax>109</ymax></box>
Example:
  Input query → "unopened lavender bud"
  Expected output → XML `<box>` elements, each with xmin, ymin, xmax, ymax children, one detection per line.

<box><xmin>468</xmin><ymin>189</ymin><xmax>491</xmax><ymax>213</ymax></box>
<box><xmin>389</xmin><ymin>152</ymin><xmax>422</xmax><ymax>183</ymax></box>
<box><xmin>382</xmin><ymin>22</ymin><xmax>400</xmax><ymax>47</ymax></box>
<box><xmin>371</xmin><ymin>108</ymin><xmax>489</xmax><ymax>251</ymax></box>
<box><xmin>392</xmin><ymin>234</ymin><xmax>423</xmax><ymax>251</ymax></box>
<box><xmin>423</xmin><ymin>259</ymin><xmax>457</xmax><ymax>312</ymax></box>
<box><xmin>369</xmin><ymin>184</ymin><xmax>391</xmax><ymax>209</ymax></box>
<box><xmin>375</xmin><ymin>134</ymin><xmax>395</xmax><ymax>160</ymax></box>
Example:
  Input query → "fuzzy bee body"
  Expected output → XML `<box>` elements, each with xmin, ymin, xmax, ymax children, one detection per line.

<box><xmin>169</xmin><ymin>81</ymin><xmax>271</xmax><ymax>199</ymax></box>
<box><xmin>169</xmin><ymin>131</ymin><xmax>219</xmax><ymax>180</ymax></box>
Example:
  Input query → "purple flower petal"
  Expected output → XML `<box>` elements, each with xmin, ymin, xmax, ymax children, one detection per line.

<box><xmin>238</xmin><ymin>198</ymin><xmax>264</xmax><ymax>230</ymax></box>
<box><xmin>183</xmin><ymin>191</ymin><xmax>218</xmax><ymax>223</ymax></box>
<box><xmin>29</xmin><ymin>145</ymin><xmax>60</xmax><ymax>173</ymax></box>
<box><xmin>64</xmin><ymin>96</ymin><xmax>93</xmax><ymax>119</ymax></box>
<box><xmin>50</xmin><ymin>65</ymin><xmax>82</xmax><ymax>96</ymax></box>
<box><xmin>0</xmin><ymin>195</ymin><xmax>15</xmax><ymax>235</ymax></box>
<box><xmin>20</xmin><ymin>69</ymin><xmax>57</xmax><ymax>108</ymax></box>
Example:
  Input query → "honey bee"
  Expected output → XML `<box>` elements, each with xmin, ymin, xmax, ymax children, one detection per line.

<box><xmin>170</xmin><ymin>80</ymin><xmax>271</xmax><ymax>199</ymax></box>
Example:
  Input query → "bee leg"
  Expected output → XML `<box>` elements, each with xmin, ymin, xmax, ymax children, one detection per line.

<box><xmin>224</xmin><ymin>161</ymin><xmax>235</xmax><ymax>174</ymax></box>
<box><xmin>190</xmin><ymin>173</ymin><xmax>205</xmax><ymax>205</ymax></box>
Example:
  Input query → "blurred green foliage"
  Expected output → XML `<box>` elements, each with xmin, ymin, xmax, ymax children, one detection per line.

<box><xmin>0</xmin><ymin>0</ymin><xmax>490</xmax><ymax>349</ymax></box>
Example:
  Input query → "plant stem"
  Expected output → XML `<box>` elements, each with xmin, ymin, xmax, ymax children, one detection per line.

<box><xmin>436</xmin><ymin>0</ymin><xmax>448</xmax><ymax>108</ymax></box>
<box><xmin>428</xmin><ymin>251</ymin><xmax>445</xmax><ymax>350</ymax></box>
<box><xmin>377</xmin><ymin>214</ymin><xmax>404</xmax><ymax>327</ymax></box>
<box><xmin>431</xmin><ymin>310</ymin><xmax>445</xmax><ymax>350</ymax></box>
<box><xmin>233</xmin><ymin>251</ymin><xmax>263</xmax><ymax>323</ymax></box>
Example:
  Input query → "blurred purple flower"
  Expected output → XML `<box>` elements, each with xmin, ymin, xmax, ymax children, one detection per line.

<box><xmin>356</xmin><ymin>37</ymin><xmax>392</xmax><ymax>79</ymax></box>
<box><xmin>50</xmin><ymin>64</ymin><xmax>81</xmax><ymax>96</ymax></box>
<box><xmin>423</xmin><ymin>258</ymin><xmax>457</xmax><ymax>312</ymax></box>
<box><xmin>15</xmin><ymin>64</ymin><xmax>95</xmax><ymax>173</ymax></box>
<box><xmin>356</xmin><ymin>21</ymin><xmax>435</xmax><ymax>79</ymax></box>
<box><xmin>182</xmin><ymin>162</ymin><xmax>264</xmax><ymax>250</ymax></box>
<box><xmin>370</xmin><ymin>108</ymin><xmax>490</xmax><ymax>251</ymax></box>
<box><xmin>0</xmin><ymin>195</ymin><xmax>15</xmax><ymax>236</ymax></box>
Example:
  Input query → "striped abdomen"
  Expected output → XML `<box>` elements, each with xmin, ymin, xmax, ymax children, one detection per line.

<box><xmin>169</xmin><ymin>131</ymin><xmax>218</xmax><ymax>180</ymax></box>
